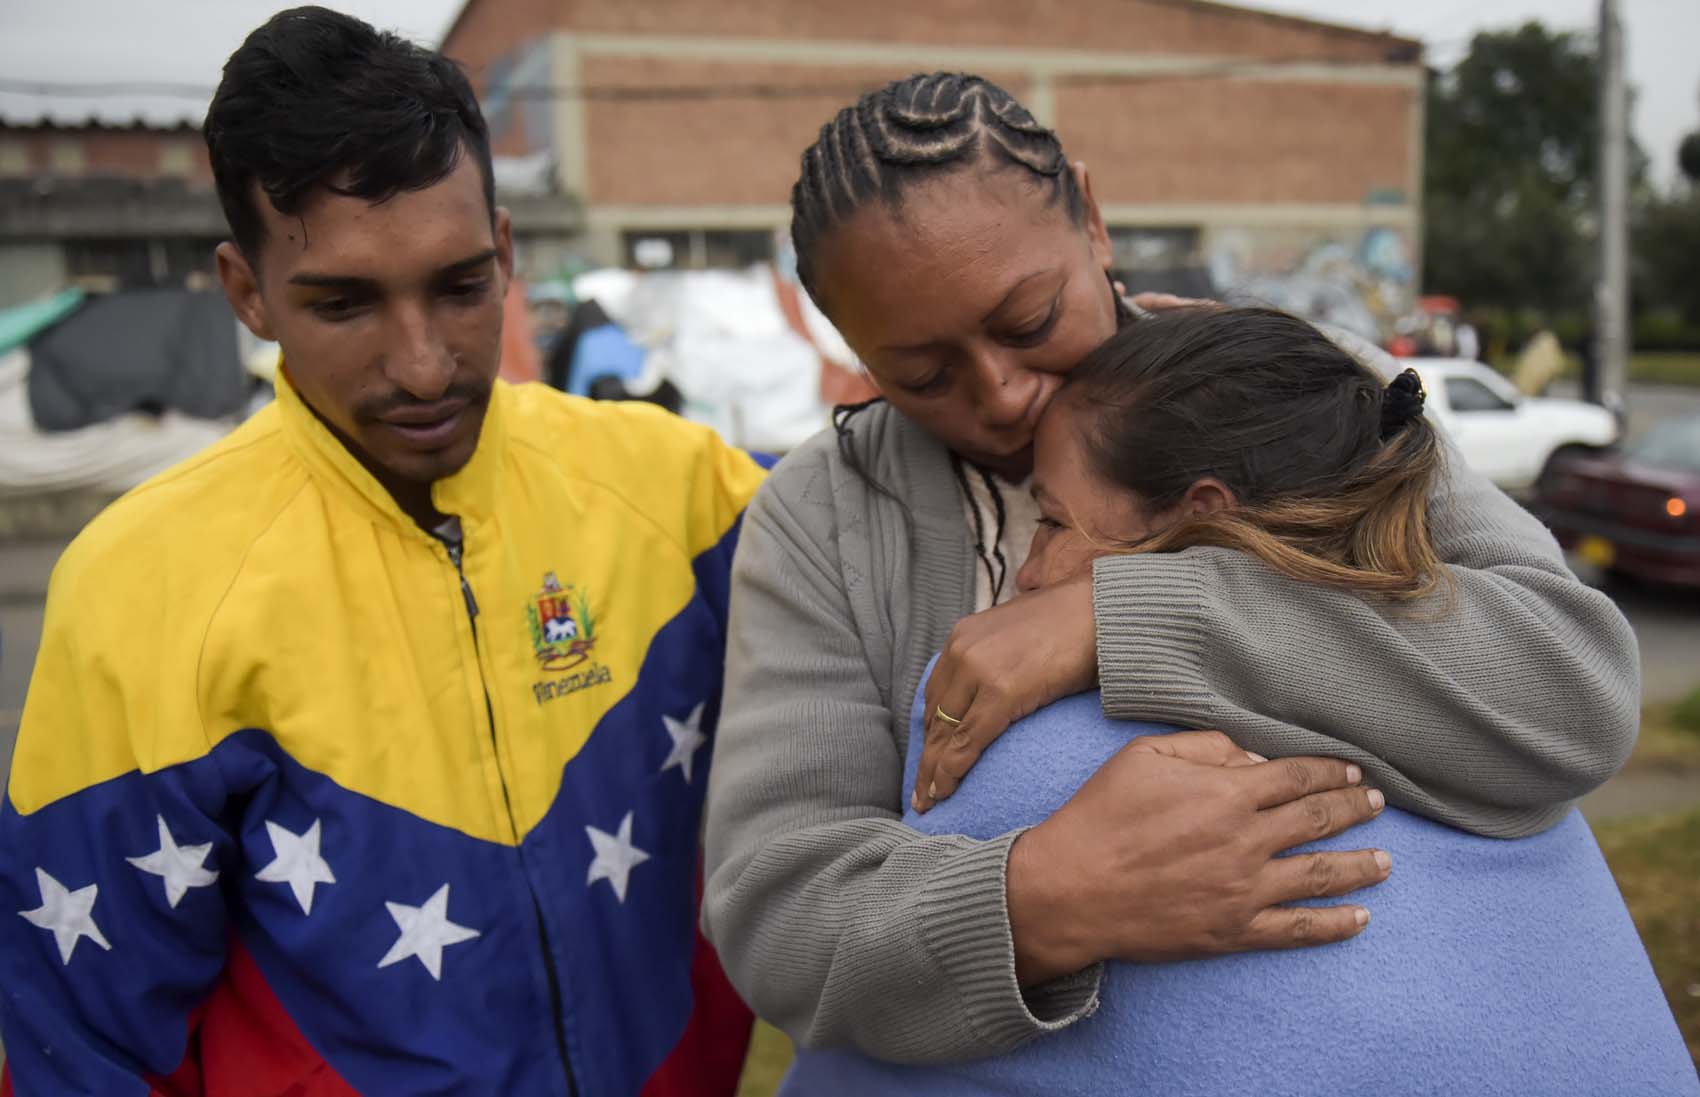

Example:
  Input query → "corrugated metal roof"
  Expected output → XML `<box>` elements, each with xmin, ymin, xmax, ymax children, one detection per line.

<box><xmin>0</xmin><ymin>88</ymin><xmax>208</xmax><ymax>131</ymax></box>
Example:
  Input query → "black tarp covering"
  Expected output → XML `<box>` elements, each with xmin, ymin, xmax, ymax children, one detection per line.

<box><xmin>27</xmin><ymin>290</ymin><xmax>246</xmax><ymax>432</ymax></box>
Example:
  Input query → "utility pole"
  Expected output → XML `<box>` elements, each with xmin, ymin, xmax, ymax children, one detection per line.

<box><xmin>1591</xmin><ymin>0</ymin><xmax>1629</xmax><ymax>411</ymax></box>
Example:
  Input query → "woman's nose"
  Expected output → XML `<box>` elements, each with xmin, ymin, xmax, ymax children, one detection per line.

<box><xmin>976</xmin><ymin>355</ymin><xmax>1037</xmax><ymax>429</ymax></box>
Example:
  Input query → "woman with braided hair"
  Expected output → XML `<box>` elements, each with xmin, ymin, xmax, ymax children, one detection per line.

<box><xmin>779</xmin><ymin>305</ymin><xmax>1693</xmax><ymax>1095</ymax></box>
<box><xmin>703</xmin><ymin>73</ymin><xmax>1645</xmax><ymax>1069</ymax></box>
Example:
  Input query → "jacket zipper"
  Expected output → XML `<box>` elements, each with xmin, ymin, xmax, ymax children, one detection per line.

<box><xmin>448</xmin><ymin>541</ymin><xmax>580</xmax><ymax>1097</ymax></box>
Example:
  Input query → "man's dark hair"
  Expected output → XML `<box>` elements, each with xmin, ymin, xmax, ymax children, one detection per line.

<box><xmin>203</xmin><ymin>5</ymin><xmax>494</xmax><ymax>261</ymax></box>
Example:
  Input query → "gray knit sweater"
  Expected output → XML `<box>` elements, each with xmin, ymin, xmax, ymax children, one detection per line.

<box><xmin>702</xmin><ymin>400</ymin><xmax>1640</xmax><ymax>1065</ymax></box>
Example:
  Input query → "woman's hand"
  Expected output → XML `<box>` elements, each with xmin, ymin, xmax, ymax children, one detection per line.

<box><xmin>1006</xmin><ymin>734</ymin><xmax>1391</xmax><ymax>983</ymax></box>
<box><xmin>916</xmin><ymin>575</ymin><xmax>1100</xmax><ymax>812</ymax></box>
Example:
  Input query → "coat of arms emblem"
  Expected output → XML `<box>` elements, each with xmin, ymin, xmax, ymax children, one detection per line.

<box><xmin>527</xmin><ymin>572</ymin><xmax>597</xmax><ymax>671</ymax></box>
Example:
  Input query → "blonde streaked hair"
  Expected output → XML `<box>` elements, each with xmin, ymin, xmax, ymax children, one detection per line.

<box><xmin>1065</xmin><ymin>306</ymin><xmax>1448</xmax><ymax>601</ymax></box>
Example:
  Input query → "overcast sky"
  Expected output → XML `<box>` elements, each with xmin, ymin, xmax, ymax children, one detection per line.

<box><xmin>1</xmin><ymin>0</ymin><xmax>1695</xmax><ymax>185</ymax></box>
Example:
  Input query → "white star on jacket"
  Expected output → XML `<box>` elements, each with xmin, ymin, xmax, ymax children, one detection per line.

<box><xmin>254</xmin><ymin>818</ymin><xmax>336</xmax><ymax>915</ymax></box>
<box><xmin>128</xmin><ymin>815</ymin><xmax>219</xmax><ymax>908</ymax></box>
<box><xmin>660</xmin><ymin>702</ymin><xmax>708</xmax><ymax>784</ymax></box>
<box><xmin>585</xmin><ymin>811</ymin><xmax>650</xmax><ymax>903</ymax></box>
<box><xmin>19</xmin><ymin>867</ymin><xmax>111</xmax><ymax>965</ymax></box>
<box><xmin>377</xmin><ymin>883</ymin><xmax>481</xmax><ymax>981</ymax></box>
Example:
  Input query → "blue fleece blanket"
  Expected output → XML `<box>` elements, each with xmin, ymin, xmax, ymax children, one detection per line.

<box><xmin>781</xmin><ymin>672</ymin><xmax>1698</xmax><ymax>1097</ymax></box>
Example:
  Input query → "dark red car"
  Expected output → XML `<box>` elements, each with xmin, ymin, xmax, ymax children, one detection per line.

<box><xmin>1535</xmin><ymin>414</ymin><xmax>1700</xmax><ymax>587</ymax></box>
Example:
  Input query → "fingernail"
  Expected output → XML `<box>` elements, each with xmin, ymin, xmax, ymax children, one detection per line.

<box><xmin>928</xmin><ymin>780</ymin><xmax>939</xmax><ymax>800</ymax></box>
<box><xmin>1246</xmin><ymin>751</ymin><xmax>1268</xmax><ymax>763</ymax></box>
<box><xmin>911</xmin><ymin>790</ymin><xmax>921</xmax><ymax>812</ymax></box>
<box><xmin>1368</xmin><ymin>789</ymin><xmax>1386</xmax><ymax>812</ymax></box>
<box><xmin>1346</xmin><ymin>764</ymin><xmax>1363</xmax><ymax>784</ymax></box>
<box><xmin>1374</xmin><ymin>849</ymin><xmax>1392</xmax><ymax>872</ymax></box>
<box><xmin>1354</xmin><ymin>908</ymin><xmax>1370</xmax><ymax>928</ymax></box>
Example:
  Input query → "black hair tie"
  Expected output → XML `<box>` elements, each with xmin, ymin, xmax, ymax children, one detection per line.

<box><xmin>1380</xmin><ymin>368</ymin><xmax>1427</xmax><ymax>439</ymax></box>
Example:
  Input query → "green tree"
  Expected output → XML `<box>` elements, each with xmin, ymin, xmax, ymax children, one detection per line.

<box><xmin>1423</xmin><ymin>23</ymin><xmax>1642</xmax><ymax>321</ymax></box>
<box><xmin>1632</xmin><ymin>189</ymin><xmax>1700</xmax><ymax>328</ymax></box>
<box><xmin>1680</xmin><ymin>131</ymin><xmax>1700</xmax><ymax>185</ymax></box>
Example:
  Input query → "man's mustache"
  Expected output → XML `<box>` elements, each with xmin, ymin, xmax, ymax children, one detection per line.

<box><xmin>357</xmin><ymin>379</ymin><xmax>492</xmax><ymax>422</ymax></box>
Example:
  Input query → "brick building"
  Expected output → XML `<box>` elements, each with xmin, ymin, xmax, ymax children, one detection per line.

<box><xmin>442</xmin><ymin>0</ymin><xmax>1425</xmax><ymax>334</ymax></box>
<box><xmin>0</xmin><ymin>120</ymin><xmax>224</xmax><ymax>305</ymax></box>
<box><xmin>2</xmin><ymin>0</ymin><xmax>1425</xmax><ymax>336</ymax></box>
<box><xmin>0</xmin><ymin>108</ymin><xmax>575</xmax><ymax>309</ymax></box>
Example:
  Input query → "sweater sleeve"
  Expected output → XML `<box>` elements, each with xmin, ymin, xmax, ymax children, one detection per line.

<box><xmin>1092</xmin><ymin>437</ymin><xmax>1641</xmax><ymax>838</ymax></box>
<box><xmin>702</xmin><ymin>457</ymin><xmax>1100</xmax><ymax>1063</ymax></box>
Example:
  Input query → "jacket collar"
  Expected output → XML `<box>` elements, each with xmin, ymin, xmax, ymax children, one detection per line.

<box><xmin>274</xmin><ymin>365</ymin><xmax>509</xmax><ymax>536</ymax></box>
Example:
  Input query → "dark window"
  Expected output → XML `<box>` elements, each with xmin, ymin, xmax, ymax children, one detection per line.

<box><xmin>63</xmin><ymin>237</ymin><xmax>216</xmax><ymax>289</ymax></box>
<box><xmin>622</xmin><ymin>230</ymin><xmax>690</xmax><ymax>270</ymax></box>
<box><xmin>1445</xmin><ymin>376</ymin><xmax>1516</xmax><ymax>413</ymax></box>
<box><xmin>1108</xmin><ymin>226</ymin><xmax>1201</xmax><ymax>272</ymax></box>
<box><xmin>621</xmin><ymin>228</ymin><xmax>776</xmax><ymax>270</ymax></box>
<box><xmin>1626</xmin><ymin>417</ymin><xmax>1700</xmax><ymax>473</ymax></box>
<box><xmin>702</xmin><ymin>229</ymin><xmax>775</xmax><ymax>268</ymax></box>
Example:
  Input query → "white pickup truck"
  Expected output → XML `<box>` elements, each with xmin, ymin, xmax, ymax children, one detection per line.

<box><xmin>1393</xmin><ymin>358</ymin><xmax>1620</xmax><ymax>493</ymax></box>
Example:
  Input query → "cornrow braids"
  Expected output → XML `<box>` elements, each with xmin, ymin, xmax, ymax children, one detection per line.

<box><xmin>951</xmin><ymin>454</ymin><xmax>1009</xmax><ymax>603</ymax></box>
<box><xmin>831</xmin><ymin>397</ymin><xmax>909</xmax><ymax>512</ymax></box>
<box><xmin>978</xmin><ymin>464</ymin><xmax>1010</xmax><ymax>600</ymax></box>
<box><xmin>791</xmin><ymin>72</ymin><xmax>1086</xmax><ymax>304</ymax></box>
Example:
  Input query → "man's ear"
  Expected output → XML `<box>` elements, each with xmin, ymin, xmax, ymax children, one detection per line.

<box><xmin>1181</xmin><ymin>477</ymin><xmax>1237</xmax><ymax>517</ymax></box>
<box><xmin>1071</xmin><ymin>160</ymin><xmax>1113</xmax><ymax>274</ymax></box>
<box><xmin>215</xmin><ymin>242</ymin><xmax>275</xmax><ymax>342</ymax></box>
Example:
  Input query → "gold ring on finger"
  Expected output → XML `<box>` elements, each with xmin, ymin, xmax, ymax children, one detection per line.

<box><xmin>934</xmin><ymin>705</ymin><xmax>964</xmax><ymax>727</ymax></box>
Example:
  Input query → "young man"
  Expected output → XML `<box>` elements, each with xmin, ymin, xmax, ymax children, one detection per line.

<box><xmin>0</xmin><ymin>8</ymin><xmax>760</xmax><ymax>1094</ymax></box>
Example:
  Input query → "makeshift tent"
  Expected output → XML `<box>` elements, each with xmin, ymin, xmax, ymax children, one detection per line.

<box><xmin>611</xmin><ymin>268</ymin><xmax>826</xmax><ymax>453</ymax></box>
<box><xmin>567</xmin><ymin>324</ymin><xmax>646</xmax><ymax>397</ymax></box>
<box><xmin>0</xmin><ymin>289</ymin><xmax>84</xmax><ymax>357</ymax></box>
<box><xmin>27</xmin><ymin>289</ymin><xmax>248</xmax><ymax>431</ymax></box>
<box><xmin>0</xmin><ymin>349</ymin><xmax>232</xmax><ymax>498</ymax></box>
<box><xmin>544</xmin><ymin>298</ymin><xmax>612</xmax><ymax>392</ymax></box>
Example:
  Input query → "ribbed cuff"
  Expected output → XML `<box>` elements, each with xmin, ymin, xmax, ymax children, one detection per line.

<box><xmin>915</xmin><ymin>830</ymin><xmax>1102</xmax><ymax>1053</ymax></box>
<box><xmin>1093</xmin><ymin>554</ymin><xmax>1216</xmax><ymax>721</ymax></box>
<box><xmin>1023</xmin><ymin>963</ymin><xmax>1105</xmax><ymax>1024</ymax></box>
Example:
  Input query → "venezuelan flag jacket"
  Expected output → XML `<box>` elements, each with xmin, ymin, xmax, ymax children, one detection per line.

<box><xmin>0</xmin><ymin>373</ymin><xmax>767</xmax><ymax>1095</ymax></box>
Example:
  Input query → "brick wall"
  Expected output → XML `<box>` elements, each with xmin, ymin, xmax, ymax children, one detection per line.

<box><xmin>571</xmin><ymin>60</ymin><xmax>1411</xmax><ymax>209</ymax></box>
<box><xmin>552</xmin><ymin>0</ymin><xmax>1409</xmax><ymax>61</ymax></box>
<box><xmin>1056</xmin><ymin>80</ymin><xmax>1414</xmax><ymax>206</ymax></box>
<box><xmin>0</xmin><ymin>128</ymin><xmax>213</xmax><ymax>184</ymax></box>
<box><xmin>579</xmin><ymin>57</ymin><xmax>1033</xmax><ymax>207</ymax></box>
<box><xmin>440</xmin><ymin>0</ymin><xmax>1419</xmax><ymax>213</ymax></box>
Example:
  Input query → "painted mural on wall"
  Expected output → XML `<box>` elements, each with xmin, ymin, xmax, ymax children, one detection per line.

<box><xmin>480</xmin><ymin>37</ymin><xmax>558</xmax><ymax>160</ymax></box>
<box><xmin>1206</xmin><ymin>225</ymin><xmax>1415</xmax><ymax>343</ymax></box>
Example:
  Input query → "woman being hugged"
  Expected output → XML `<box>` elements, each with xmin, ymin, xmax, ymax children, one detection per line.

<box><xmin>781</xmin><ymin>305</ymin><xmax>1695</xmax><ymax>1095</ymax></box>
<box><xmin>704</xmin><ymin>72</ymin><xmax>1641</xmax><ymax>1065</ymax></box>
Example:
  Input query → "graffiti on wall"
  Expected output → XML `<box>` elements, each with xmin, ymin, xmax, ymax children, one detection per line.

<box><xmin>1206</xmin><ymin>225</ymin><xmax>1415</xmax><ymax>343</ymax></box>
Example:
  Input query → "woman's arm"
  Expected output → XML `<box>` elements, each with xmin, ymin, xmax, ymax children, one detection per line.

<box><xmin>1091</xmin><ymin>437</ymin><xmax>1640</xmax><ymax>837</ymax></box>
<box><xmin>918</xmin><ymin>439</ymin><xmax>1638</xmax><ymax>838</ymax></box>
<box><xmin>701</xmin><ymin>464</ymin><xmax>1100</xmax><ymax>1063</ymax></box>
<box><xmin>704</xmin><ymin>445</ymin><xmax>1386</xmax><ymax>1063</ymax></box>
